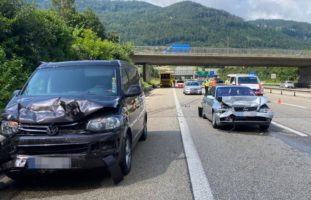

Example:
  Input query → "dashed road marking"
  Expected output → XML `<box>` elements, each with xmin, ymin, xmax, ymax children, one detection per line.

<box><xmin>173</xmin><ymin>88</ymin><xmax>214</xmax><ymax>200</ymax></box>
<box><xmin>272</xmin><ymin>121</ymin><xmax>308</xmax><ymax>137</ymax></box>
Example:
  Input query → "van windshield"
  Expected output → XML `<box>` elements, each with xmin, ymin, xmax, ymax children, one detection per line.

<box><xmin>238</xmin><ymin>77</ymin><xmax>258</xmax><ymax>84</ymax></box>
<box><xmin>22</xmin><ymin>66</ymin><xmax>118</xmax><ymax>96</ymax></box>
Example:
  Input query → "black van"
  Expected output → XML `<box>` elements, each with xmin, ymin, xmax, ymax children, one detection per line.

<box><xmin>0</xmin><ymin>60</ymin><xmax>147</xmax><ymax>183</ymax></box>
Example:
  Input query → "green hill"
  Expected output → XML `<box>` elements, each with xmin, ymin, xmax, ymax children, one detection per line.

<box><xmin>30</xmin><ymin>0</ymin><xmax>311</xmax><ymax>49</ymax></box>
<box><xmin>249</xmin><ymin>19</ymin><xmax>311</xmax><ymax>41</ymax></box>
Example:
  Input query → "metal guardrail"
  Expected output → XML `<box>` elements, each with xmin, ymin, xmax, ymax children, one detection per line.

<box><xmin>265</xmin><ymin>86</ymin><xmax>311</xmax><ymax>98</ymax></box>
<box><xmin>134</xmin><ymin>46</ymin><xmax>311</xmax><ymax>58</ymax></box>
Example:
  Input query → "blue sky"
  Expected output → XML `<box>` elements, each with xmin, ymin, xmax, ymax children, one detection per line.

<box><xmin>143</xmin><ymin>0</ymin><xmax>311</xmax><ymax>23</ymax></box>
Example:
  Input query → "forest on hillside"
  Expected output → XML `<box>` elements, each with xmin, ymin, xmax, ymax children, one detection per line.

<box><xmin>0</xmin><ymin>0</ymin><xmax>133</xmax><ymax>110</ymax></box>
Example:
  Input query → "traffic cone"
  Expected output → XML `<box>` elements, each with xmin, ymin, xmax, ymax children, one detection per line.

<box><xmin>277</xmin><ymin>98</ymin><xmax>282</xmax><ymax>104</ymax></box>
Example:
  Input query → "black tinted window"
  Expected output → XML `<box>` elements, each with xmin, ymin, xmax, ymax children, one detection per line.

<box><xmin>126</xmin><ymin>66</ymin><xmax>140</xmax><ymax>86</ymax></box>
<box><xmin>161</xmin><ymin>74</ymin><xmax>170</xmax><ymax>79</ymax></box>
<box><xmin>121</xmin><ymin>69</ymin><xmax>129</xmax><ymax>91</ymax></box>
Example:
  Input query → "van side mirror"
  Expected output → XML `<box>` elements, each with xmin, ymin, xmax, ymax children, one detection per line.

<box><xmin>12</xmin><ymin>90</ymin><xmax>21</xmax><ymax>97</ymax></box>
<box><xmin>216</xmin><ymin>96</ymin><xmax>222</xmax><ymax>102</ymax></box>
<box><xmin>125</xmin><ymin>85</ymin><xmax>142</xmax><ymax>97</ymax></box>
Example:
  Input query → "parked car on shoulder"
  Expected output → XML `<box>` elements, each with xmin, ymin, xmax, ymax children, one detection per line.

<box><xmin>198</xmin><ymin>85</ymin><xmax>273</xmax><ymax>130</ymax></box>
<box><xmin>0</xmin><ymin>60</ymin><xmax>147</xmax><ymax>183</ymax></box>
<box><xmin>183</xmin><ymin>80</ymin><xmax>202</xmax><ymax>95</ymax></box>
<box><xmin>280</xmin><ymin>81</ymin><xmax>295</xmax><ymax>88</ymax></box>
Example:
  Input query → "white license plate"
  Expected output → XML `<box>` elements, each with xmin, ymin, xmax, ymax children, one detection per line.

<box><xmin>27</xmin><ymin>157</ymin><xmax>71</xmax><ymax>169</ymax></box>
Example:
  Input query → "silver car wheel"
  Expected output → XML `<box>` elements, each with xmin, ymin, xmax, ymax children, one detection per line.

<box><xmin>202</xmin><ymin>107</ymin><xmax>207</xmax><ymax>119</ymax></box>
<box><xmin>212</xmin><ymin>112</ymin><xmax>218</xmax><ymax>128</ymax></box>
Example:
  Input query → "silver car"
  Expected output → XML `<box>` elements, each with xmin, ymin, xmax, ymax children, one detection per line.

<box><xmin>199</xmin><ymin>85</ymin><xmax>273</xmax><ymax>130</ymax></box>
<box><xmin>280</xmin><ymin>81</ymin><xmax>295</xmax><ymax>88</ymax></box>
<box><xmin>183</xmin><ymin>80</ymin><xmax>202</xmax><ymax>95</ymax></box>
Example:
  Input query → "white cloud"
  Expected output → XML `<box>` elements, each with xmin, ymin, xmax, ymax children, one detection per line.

<box><xmin>142</xmin><ymin>0</ymin><xmax>311</xmax><ymax>23</ymax></box>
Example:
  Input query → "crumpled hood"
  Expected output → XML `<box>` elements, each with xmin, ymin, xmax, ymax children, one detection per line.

<box><xmin>2</xmin><ymin>96</ymin><xmax>121</xmax><ymax>124</ymax></box>
<box><xmin>221</xmin><ymin>96</ymin><xmax>268</xmax><ymax>107</ymax></box>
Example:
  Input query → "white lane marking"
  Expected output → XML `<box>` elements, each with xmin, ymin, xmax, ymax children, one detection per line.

<box><xmin>272</xmin><ymin>121</ymin><xmax>308</xmax><ymax>137</ymax></box>
<box><xmin>279</xmin><ymin>102</ymin><xmax>307</xmax><ymax>109</ymax></box>
<box><xmin>173</xmin><ymin>88</ymin><xmax>214</xmax><ymax>200</ymax></box>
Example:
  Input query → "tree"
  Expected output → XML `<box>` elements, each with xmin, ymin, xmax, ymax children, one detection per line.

<box><xmin>52</xmin><ymin>0</ymin><xmax>75</xmax><ymax>15</ymax></box>
<box><xmin>0</xmin><ymin>0</ymin><xmax>23</xmax><ymax>18</ymax></box>
<box><xmin>81</xmin><ymin>9</ymin><xmax>106</xmax><ymax>39</ymax></box>
<box><xmin>71</xmin><ymin>28</ymin><xmax>133</xmax><ymax>61</ymax></box>
<box><xmin>0</xmin><ymin>47</ymin><xmax>29</xmax><ymax>110</ymax></box>
<box><xmin>51</xmin><ymin>1</ymin><xmax>106</xmax><ymax>39</ymax></box>
<box><xmin>9</xmin><ymin>8</ymin><xmax>72</xmax><ymax>67</ymax></box>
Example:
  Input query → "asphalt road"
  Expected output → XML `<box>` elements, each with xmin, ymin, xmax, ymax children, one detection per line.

<box><xmin>176</xmin><ymin>88</ymin><xmax>311</xmax><ymax>200</ymax></box>
<box><xmin>1</xmin><ymin>88</ymin><xmax>311</xmax><ymax>200</ymax></box>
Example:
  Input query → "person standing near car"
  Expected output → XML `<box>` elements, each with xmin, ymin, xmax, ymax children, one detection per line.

<box><xmin>211</xmin><ymin>77</ymin><xmax>217</xmax><ymax>87</ymax></box>
<box><xmin>225</xmin><ymin>78</ymin><xmax>230</xmax><ymax>85</ymax></box>
<box><xmin>204</xmin><ymin>78</ymin><xmax>210</xmax><ymax>95</ymax></box>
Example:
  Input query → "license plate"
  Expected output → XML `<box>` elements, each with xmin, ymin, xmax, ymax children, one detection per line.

<box><xmin>27</xmin><ymin>157</ymin><xmax>71</xmax><ymax>169</ymax></box>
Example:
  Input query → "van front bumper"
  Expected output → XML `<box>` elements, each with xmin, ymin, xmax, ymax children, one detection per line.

<box><xmin>1</xmin><ymin>130</ymin><xmax>122</xmax><ymax>171</ymax></box>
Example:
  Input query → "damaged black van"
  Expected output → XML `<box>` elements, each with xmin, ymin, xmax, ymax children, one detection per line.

<box><xmin>0</xmin><ymin>60</ymin><xmax>147</xmax><ymax>183</ymax></box>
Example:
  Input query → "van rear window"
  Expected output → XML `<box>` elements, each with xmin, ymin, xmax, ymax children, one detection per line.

<box><xmin>238</xmin><ymin>77</ymin><xmax>258</xmax><ymax>84</ymax></box>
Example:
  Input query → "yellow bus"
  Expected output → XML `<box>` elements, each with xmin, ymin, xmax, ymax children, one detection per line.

<box><xmin>160</xmin><ymin>73</ymin><xmax>174</xmax><ymax>87</ymax></box>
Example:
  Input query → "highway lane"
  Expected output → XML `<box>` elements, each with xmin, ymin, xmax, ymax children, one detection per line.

<box><xmin>265</xmin><ymin>93</ymin><xmax>311</xmax><ymax>135</ymax></box>
<box><xmin>176</xmin><ymin>88</ymin><xmax>311</xmax><ymax>200</ymax></box>
<box><xmin>1</xmin><ymin>88</ymin><xmax>311</xmax><ymax>200</ymax></box>
<box><xmin>0</xmin><ymin>88</ymin><xmax>193</xmax><ymax>200</ymax></box>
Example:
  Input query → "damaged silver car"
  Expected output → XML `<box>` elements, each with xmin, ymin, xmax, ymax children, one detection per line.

<box><xmin>0</xmin><ymin>60</ymin><xmax>147</xmax><ymax>184</ymax></box>
<box><xmin>199</xmin><ymin>86</ymin><xmax>273</xmax><ymax>130</ymax></box>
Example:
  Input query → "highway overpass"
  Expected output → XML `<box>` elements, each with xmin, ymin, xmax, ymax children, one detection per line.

<box><xmin>132</xmin><ymin>46</ymin><xmax>311</xmax><ymax>86</ymax></box>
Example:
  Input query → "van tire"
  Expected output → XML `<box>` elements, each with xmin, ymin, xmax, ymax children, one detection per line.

<box><xmin>120</xmin><ymin>134</ymin><xmax>132</xmax><ymax>175</ymax></box>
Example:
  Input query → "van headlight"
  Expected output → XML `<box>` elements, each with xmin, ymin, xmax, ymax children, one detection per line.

<box><xmin>1</xmin><ymin>121</ymin><xmax>19</xmax><ymax>136</ymax></box>
<box><xmin>86</xmin><ymin>116</ymin><xmax>122</xmax><ymax>132</ymax></box>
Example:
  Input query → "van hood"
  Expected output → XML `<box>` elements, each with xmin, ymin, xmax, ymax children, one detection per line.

<box><xmin>221</xmin><ymin>96</ymin><xmax>268</xmax><ymax>107</ymax></box>
<box><xmin>2</xmin><ymin>96</ymin><xmax>121</xmax><ymax>124</ymax></box>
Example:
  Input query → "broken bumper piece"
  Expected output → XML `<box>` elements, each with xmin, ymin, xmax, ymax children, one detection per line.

<box><xmin>216</xmin><ymin>110</ymin><xmax>272</xmax><ymax>126</ymax></box>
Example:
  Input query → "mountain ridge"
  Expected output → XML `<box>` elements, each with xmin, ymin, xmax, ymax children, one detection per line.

<box><xmin>30</xmin><ymin>0</ymin><xmax>311</xmax><ymax>49</ymax></box>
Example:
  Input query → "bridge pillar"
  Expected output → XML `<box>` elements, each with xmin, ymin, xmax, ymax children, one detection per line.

<box><xmin>142</xmin><ymin>64</ymin><xmax>149</xmax><ymax>82</ymax></box>
<box><xmin>298</xmin><ymin>67</ymin><xmax>311</xmax><ymax>88</ymax></box>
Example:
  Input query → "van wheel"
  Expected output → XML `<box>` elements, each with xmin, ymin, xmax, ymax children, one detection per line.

<box><xmin>120</xmin><ymin>134</ymin><xmax>132</xmax><ymax>175</ymax></box>
<box><xmin>139</xmin><ymin>119</ymin><xmax>147</xmax><ymax>141</ymax></box>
